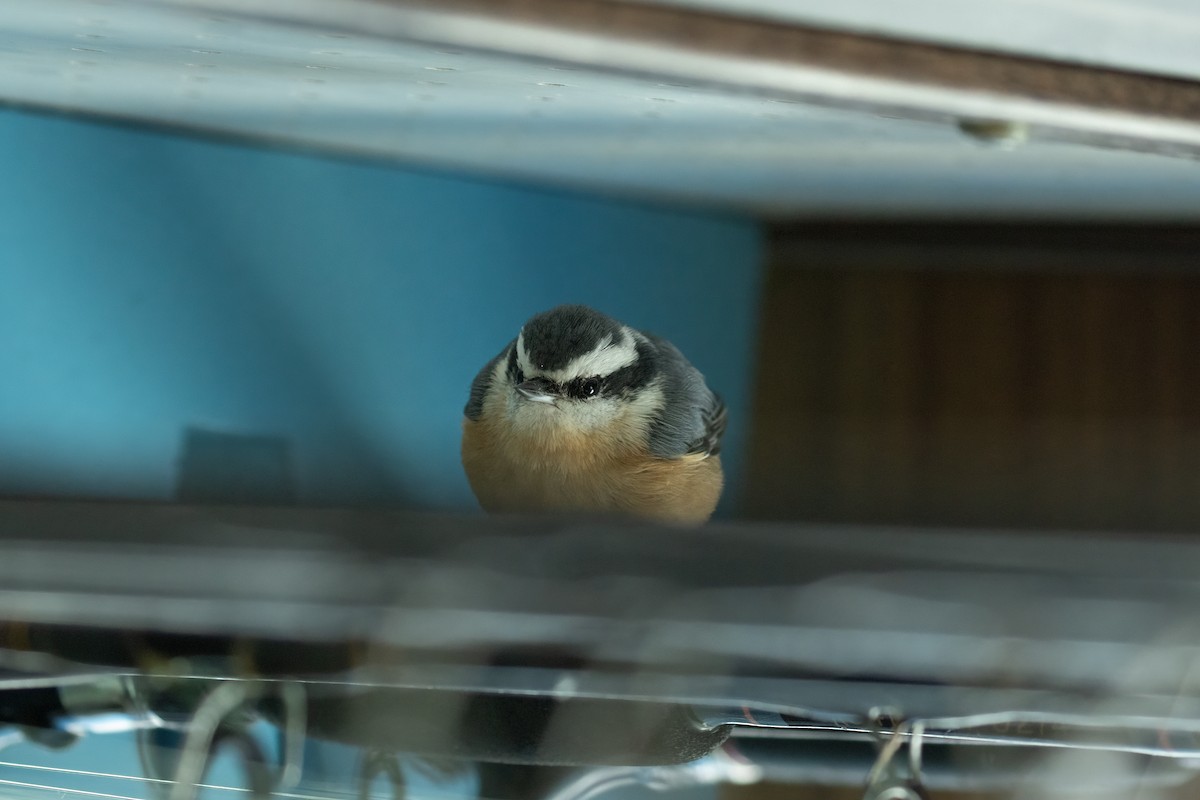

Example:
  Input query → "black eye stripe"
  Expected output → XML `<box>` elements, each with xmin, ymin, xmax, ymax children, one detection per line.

<box><xmin>566</xmin><ymin>376</ymin><xmax>602</xmax><ymax>399</ymax></box>
<box><xmin>603</xmin><ymin>340</ymin><xmax>655</xmax><ymax>395</ymax></box>
<box><xmin>506</xmin><ymin>333</ymin><xmax>651</xmax><ymax>399</ymax></box>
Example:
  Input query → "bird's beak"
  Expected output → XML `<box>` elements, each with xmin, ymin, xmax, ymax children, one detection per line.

<box><xmin>516</xmin><ymin>377</ymin><xmax>559</xmax><ymax>404</ymax></box>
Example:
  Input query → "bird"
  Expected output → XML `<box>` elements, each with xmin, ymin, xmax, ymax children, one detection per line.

<box><xmin>461</xmin><ymin>304</ymin><xmax>726</xmax><ymax>524</ymax></box>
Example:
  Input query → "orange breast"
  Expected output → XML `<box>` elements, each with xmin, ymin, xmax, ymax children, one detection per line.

<box><xmin>461</xmin><ymin>415</ymin><xmax>723</xmax><ymax>525</ymax></box>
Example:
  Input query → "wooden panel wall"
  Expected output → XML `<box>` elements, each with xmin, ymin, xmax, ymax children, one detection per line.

<box><xmin>742</xmin><ymin>224</ymin><xmax>1200</xmax><ymax>532</ymax></box>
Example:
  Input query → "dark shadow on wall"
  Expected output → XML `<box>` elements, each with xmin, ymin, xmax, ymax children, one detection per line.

<box><xmin>174</xmin><ymin>428</ymin><xmax>296</xmax><ymax>505</ymax></box>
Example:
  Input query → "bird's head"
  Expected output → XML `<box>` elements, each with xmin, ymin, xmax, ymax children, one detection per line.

<box><xmin>501</xmin><ymin>305</ymin><xmax>662</xmax><ymax>439</ymax></box>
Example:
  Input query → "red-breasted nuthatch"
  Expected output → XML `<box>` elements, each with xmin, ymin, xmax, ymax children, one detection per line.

<box><xmin>461</xmin><ymin>305</ymin><xmax>726</xmax><ymax>524</ymax></box>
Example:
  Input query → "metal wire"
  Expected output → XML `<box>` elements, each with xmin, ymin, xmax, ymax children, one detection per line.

<box><xmin>166</xmin><ymin>681</ymin><xmax>253</xmax><ymax>800</ymax></box>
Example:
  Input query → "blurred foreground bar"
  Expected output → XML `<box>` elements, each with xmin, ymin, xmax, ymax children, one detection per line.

<box><xmin>2</xmin><ymin>499</ymin><xmax>1200</xmax><ymax>724</ymax></box>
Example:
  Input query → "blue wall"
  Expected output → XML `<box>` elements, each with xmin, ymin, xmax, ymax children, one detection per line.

<box><xmin>0</xmin><ymin>111</ymin><xmax>762</xmax><ymax>515</ymax></box>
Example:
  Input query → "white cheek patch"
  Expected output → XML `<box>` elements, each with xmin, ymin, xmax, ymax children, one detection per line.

<box><xmin>507</xmin><ymin>397</ymin><xmax>625</xmax><ymax>437</ymax></box>
<box><xmin>563</xmin><ymin>396</ymin><xmax>624</xmax><ymax>431</ymax></box>
<box><xmin>624</xmin><ymin>382</ymin><xmax>665</xmax><ymax>426</ymax></box>
<box><xmin>503</xmin><ymin>377</ymin><xmax>667</xmax><ymax>451</ymax></box>
<box><xmin>506</xmin><ymin>394</ymin><xmax>553</xmax><ymax>433</ymax></box>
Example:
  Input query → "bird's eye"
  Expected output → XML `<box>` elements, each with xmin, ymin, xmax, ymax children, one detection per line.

<box><xmin>567</xmin><ymin>377</ymin><xmax>602</xmax><ymax>399</ymax></box>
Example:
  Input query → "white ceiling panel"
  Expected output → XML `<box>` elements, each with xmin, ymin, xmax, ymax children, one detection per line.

<box><xmin>2</xmin><ymin>0</ymin><xmax>1200</xmax><ymax>218</ymax></box>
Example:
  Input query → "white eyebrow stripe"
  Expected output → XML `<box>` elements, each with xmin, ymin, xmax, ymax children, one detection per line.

<box><xmin>516</xmin><ymin>331</ymin><xmax>534</xmax><ymax>377</ymax></box>
<box><xmin>543</xmin><ymin>329</ymin><xmax>639</xmax><ymax>382</ymax></box>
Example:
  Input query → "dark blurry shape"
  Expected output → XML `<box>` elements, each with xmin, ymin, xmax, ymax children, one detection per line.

<box><xmin>0</xmin><ymin>685</ymin><xmax>64</xmax><ymax>730</ymax></box>
<box><xmin>298</xmin><ymin>689</ymin><xmax>729</xmax><ymax>766</ymax></box>
<box><xmin>957</xmin><ymin>118</ymin><xmax>1029</xmax><ymax>148</ymax></box>
<box><xmin>18</xmin><ymin>623</ymin><xmax>362</xmax><ymax>677</ymax></box>
<box><xmin>747</xmin><ymin>221</ymin><xmax>1200</xmax><ymax>531</ymax></box>
<box><xmin>176</xmin><ymin>428</ymin><xmax>296</xmax><ymax>505</ymax></box>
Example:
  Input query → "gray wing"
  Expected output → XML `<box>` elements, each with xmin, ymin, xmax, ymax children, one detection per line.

<box><xmin>464</xmin><ymin>340</ymin><xmax>513</xmax><ymax>420</ymax></box>
<box><xmin>642</xmin><ymin>333</ymin><xmax>726</xmax><ymax>459</ymax></box>
<box><xmin>691</xmin><ymin>393</ymin><xmax>728</xmax><ymax>456</ymax></box>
